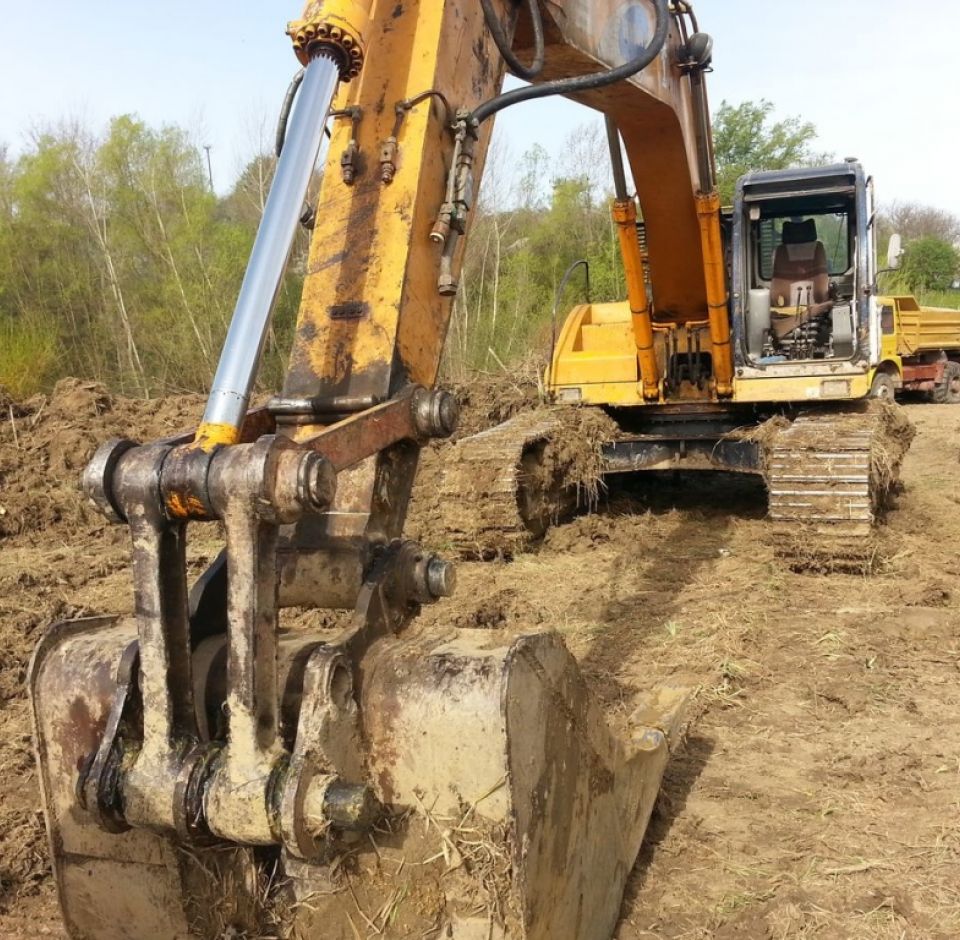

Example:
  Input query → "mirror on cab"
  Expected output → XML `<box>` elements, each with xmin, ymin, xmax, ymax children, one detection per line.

<box><xmin>887</xmin><ymin>233</ymin><xmax>903</xmax><ymax>270</ymax></box>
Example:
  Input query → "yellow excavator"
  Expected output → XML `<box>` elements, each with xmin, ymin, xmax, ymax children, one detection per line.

<box><xmin>30</xmin><ymin>1</ymin><xmax>909</xmax><ymax>938</ymax></box>
<box><xmin>438</xmin><ymin>8</ymin><xmax>912</xmax><ymax>564</ymax></box>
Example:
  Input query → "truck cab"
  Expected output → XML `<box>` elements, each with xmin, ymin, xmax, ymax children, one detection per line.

<box><xmin>731</xmin><ymin>162</ymin><xmax>879</xmax><ymax>403</ymax></box>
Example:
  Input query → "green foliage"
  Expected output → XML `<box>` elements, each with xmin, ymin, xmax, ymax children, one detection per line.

<box><xmin>447</xmin><ymin>130</ymin><xmax>624</xmax><ymax>378</ymax></box>
<box><xmin>898</xmin><ymin>237</ymin><xmax>960</xmax><ymax>293</ymax></box>
<box><xmin>712</xmin><ymin>99</ymin><xmax>829</xmax><ymax>204</ymax></box>
<box><xmin>0</xmin><ymin>117</ymin><xmax>306</xmax><ymax>398</ymax></box>
<box><xmin>0</xmin><ymin>317</ymin><xmax>59</xmax><ymax>398</ymax></box>
<box><xmin>2</xmin><ymin>103</ymin><xmax>956</xmax><ymax>401</ymax></box>
<box><xmin>916</xmin><ymin>289</ymin><xmax>960</xmax><ymax>308</ymax></box>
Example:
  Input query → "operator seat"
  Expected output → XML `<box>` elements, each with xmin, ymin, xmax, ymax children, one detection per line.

<box><xmin>769</xmin><ymin>218</ymin><xmax>833</xmax><ymax>338</ymax></box>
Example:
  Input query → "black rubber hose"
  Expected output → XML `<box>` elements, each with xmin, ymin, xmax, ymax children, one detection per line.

<box><xmin>473</xmin><ymin>0</ymin><xmax>670</xmax><ymax>124</ymax></box>
<box><xmin>550</xmin><ymin>259</ymin><xmax>590</xmax><ymax>379</ymax></box>
<box><xmin>275</xmin><ymin>69</ymin><xmax>305</xmax><ymax>157</ymax></box>
<box><xmin>480</xmin><ymin>0</ymin><xmax>545</xmax><ymax>81</ymax></box>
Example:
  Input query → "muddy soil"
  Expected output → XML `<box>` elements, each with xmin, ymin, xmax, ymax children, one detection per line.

<box><xmin>1</xmin><ymin>378</ymin><xmax>959</xmax><ymax>939</ymax></box>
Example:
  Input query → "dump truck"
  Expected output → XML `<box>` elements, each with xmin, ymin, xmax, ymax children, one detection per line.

<box><xmin>30</xmin><ymin>1</ymin><xmax>912</xmax><ymax>938</ymax></box>
<box><xmin>870</xmin><ymin>294</ymin><xmax>960</xmax><ymax>402</ymax></box>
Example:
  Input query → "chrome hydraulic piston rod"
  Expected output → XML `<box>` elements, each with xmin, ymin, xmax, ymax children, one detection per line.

<box><xmin>198</xmin><ymin>52</ymin><xmax>340</xmax><ymax>447</ymax></box>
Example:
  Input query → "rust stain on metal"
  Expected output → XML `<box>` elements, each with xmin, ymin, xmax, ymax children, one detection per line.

<box><xmin>67</xmin><ymin>696</ymin><xmax>107</xmax><ymax>765</ymax></box>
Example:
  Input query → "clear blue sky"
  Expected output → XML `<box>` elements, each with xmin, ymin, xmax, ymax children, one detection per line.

<box><xmin>1</xmin><ymin>1</ymin><xmax>957</xmax><ymax>215</ymax></box>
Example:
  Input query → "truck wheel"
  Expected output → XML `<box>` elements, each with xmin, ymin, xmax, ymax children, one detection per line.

<box><xmin>869</xmin><ymin>372</ymin><xmax>897</xmax><ymax>401</ymax></box>
<box><xmin>942</xmin><ymin>361</ymin><xmax>960</xmax><ymax>404</ymax></box>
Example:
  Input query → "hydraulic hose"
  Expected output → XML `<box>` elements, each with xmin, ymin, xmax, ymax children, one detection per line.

<box><xmin>275</xmin><ymin>69</ymin><xmax>305</xmax><ymax>157</ymax></box>
<box><xmin>480</xmin><ymin>0</ymin><xmax>545</xmax><ymax>81</ymax></box>
<box><xmin>473</xmin><ymin>0</ymin><xmax>670</xmax><ymax>124</ymax></box>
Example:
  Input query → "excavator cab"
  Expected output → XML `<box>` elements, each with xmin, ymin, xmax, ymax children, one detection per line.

<box><xmin>539</xmin><ymin>161</ymin><xmax>904</xmax><ymax>570</ymax></box>
<box><xmin>732</xmin><ymin>162</ymin><xmax>879</xmax><ymax>395</ymax></box>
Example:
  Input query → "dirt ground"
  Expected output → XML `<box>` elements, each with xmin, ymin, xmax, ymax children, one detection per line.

<box><xmin>1</xmin><ymin>378</ymin><xmax>959</xmax><ymax>938</ymax></box>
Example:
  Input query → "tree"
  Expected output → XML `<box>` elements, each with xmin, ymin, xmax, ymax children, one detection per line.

<box><xmin>712</xmin><ymin>99</ymin><xmax>830</xmax><ymax>203</ymax></box>
<box><xmin>448</xmin><ymin>124</ymin><xmax>625</xmax><ymax>376</ymax></box>
<box><xmin>898</xmin><ymin>237</ymin><xmax>960</xmax><ymax>293</ymax></box>
<box><xmin>878</xmin><ymin>201</ymin><xmax>960</xmax><ymax>253</ymax></box>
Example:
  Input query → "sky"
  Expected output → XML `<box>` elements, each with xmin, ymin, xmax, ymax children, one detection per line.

<box><xmin>0</xmin><ymin>0</ymin><xmax>958</xmax><ymax>215</ymax></box>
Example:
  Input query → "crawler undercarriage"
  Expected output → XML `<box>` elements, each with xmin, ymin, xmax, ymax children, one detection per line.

<box><xmin>438</xmin><ymin>402</ymin><xmax>915</xmax><ymax>569</ymax></box>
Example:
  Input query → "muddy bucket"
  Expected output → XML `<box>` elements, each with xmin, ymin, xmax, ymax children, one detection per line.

<box><xmin>32</xmin><ymin>614</ymin><xmax>687</xmax><ymax>938</ymax></box>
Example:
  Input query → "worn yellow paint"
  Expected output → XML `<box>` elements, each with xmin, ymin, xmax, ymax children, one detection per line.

<box><xmin>193</xmin><ymin>421</ymin><xmax>241</xmax><ymax>450</ymax></box>
<box><xmin>282</xmin><ymin>0</ymin><xmax>511</xmax><ymax>408</ymax></box>
<box><xmin>734</xmin><ymin>372</ymin><xmax>872</xmax><ymax>403</ymax></box>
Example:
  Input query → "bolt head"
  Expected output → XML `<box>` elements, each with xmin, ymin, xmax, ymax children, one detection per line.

<box><xmin>297</xmin><ymin>452</ymin><xmax>336</xmax><ymax>511</ymax></box>
<box><xmin>413</xmin><ymin>389</ymin><xmax>459</xmax><ymax>439</ymax></box>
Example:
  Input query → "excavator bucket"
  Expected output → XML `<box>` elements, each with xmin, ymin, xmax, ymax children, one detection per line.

<box><xmin>33</xmin><ymin>612</ymin><xmax>688</xmax><ymax>938</ymax></box>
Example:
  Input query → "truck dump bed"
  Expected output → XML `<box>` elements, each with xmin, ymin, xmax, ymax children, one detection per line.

<box><xmin>895</xmin><ymin>295</ymin><xmax>960</xmax><ymax>356</ymax></box>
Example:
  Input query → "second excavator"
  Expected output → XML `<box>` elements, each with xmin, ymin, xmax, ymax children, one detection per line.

<box><xmin>440</xmin><ymin>4</ymin><xmax>913</xmax><ymax>568</ymax></box>
<box><xmin>29</xmin><ymin>1</ymin><xmax>911</xmax><ymax>939</ymax></box>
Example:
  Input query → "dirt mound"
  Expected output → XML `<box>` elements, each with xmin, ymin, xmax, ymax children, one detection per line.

<box><xmin>0</xmin><ymin>379</ymin><xmax>204</xmax><ymax>540</ymax></box>
<box><xmin>446</xmin><ymin>367</ymin><xmax>543</xmax><ymax>439</ymax></box>
<box><xmin>408</xmin><ymin>404</ymin><xmax>617</xmax><ymax>556</ymax></box>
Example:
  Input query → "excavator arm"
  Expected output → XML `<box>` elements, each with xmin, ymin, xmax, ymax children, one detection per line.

<box><xmin>30</xmin><ymin>3</ymin><xmax>707</xmax><ymax>938</ymax></box>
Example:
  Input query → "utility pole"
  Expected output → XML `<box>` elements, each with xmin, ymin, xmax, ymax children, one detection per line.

<box><xmin>203</xmin><ymin>145</ymin><xmax>214</xmax><ymax>191</ymax></box>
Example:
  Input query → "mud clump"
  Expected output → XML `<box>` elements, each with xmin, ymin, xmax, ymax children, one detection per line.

<box><xmin>0</xmin><ymin>379</ymin><xmax>204</xmax><ymax>539</ymax></box>
<box><xmin>409</xmin><ymin>403</ymin><xmax>618</xmax><ymax>557</ymax></box>
<box><xmin>533</xmin><ymin>404</ymin><xmax>616</xmax><ymax>509</ymax></box>
<box><xmin>447</xmin><ymin>368</ymin><xmax>543</xmax><ymax>439</ymax></box>
<box><xmin>448</xmin><ymin>588</ymin><xmax>545</xmax><ymax>630</ymax></box>
<box><xmin>543</xmin><ymin>512</ymin><xmax>618</xmax><ymax>553</ymax></box>
<box><xmin>869</xmin><ymin>400</ymin><xmax>916</xmax><ymax>495</ymax></box>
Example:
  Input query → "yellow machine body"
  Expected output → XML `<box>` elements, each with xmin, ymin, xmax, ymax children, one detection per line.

<box><xmin>549</xmin><ymin>301</ymin><xmax>874</xmax><ymax>406</ymax></box>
